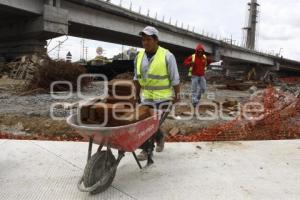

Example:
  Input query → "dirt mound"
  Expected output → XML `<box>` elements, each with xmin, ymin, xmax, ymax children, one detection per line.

<box><xmin>113</xmin><ymin>72</ymin><xmax>134</xmax><ymax>80</ymax></box>
<box><xmin>26</xmin><ymin>60</ymin><xmax>90</xmax><ymax>92</ymax></box>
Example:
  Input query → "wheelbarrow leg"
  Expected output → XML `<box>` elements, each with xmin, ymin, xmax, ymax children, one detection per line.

<box><xmin>145</xmin><ymin>137</ymin><xmax>155</xmax><ymax>167</ymax></box>
<box><xmin>132</xmin><ymin>152</ymin><xmax>142</xmax><ymax>169</ymax></box>
<box><xmin>87</xmin><ymin>137</ymin><xmax>94</xmax><ymax>162</ymax></box>
<box><xmin>97</xmin><ymin>144</ymin><xmax>104</xmax><ymax>153</ymax></box>
<box><xmin>117</xmin><ymin>151</ymin><xmax>125</xmax><ymax>164</ymax></box>
<box><xmin>106</xmin><ymin>146</ymin><xmax>124</xmax><ymax>170</ymax></box>
<box><xmin>139</xmin><ymin>135</ymin><xmax>155</xmax><ymax>167</ymax></box>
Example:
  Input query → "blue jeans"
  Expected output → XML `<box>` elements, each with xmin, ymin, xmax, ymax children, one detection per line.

<box><xmin>191</xmin><ymin>76</ymin><xmax>206</xmax><ymax>106</ymax></box>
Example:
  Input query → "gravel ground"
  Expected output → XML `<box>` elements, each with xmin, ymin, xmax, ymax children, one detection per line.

<box><xmin>0</xmin><ymin>77</ymin><xmax>253</xmax><ymax>136</ymax></box>
<box><xmin>162</xmin><ymin>83</ymin><xmax>252</xmax><ymax>134</ymax></box>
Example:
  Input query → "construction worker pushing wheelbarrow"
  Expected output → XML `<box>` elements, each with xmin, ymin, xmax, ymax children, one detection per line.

<box><xmin>68</xmin><ymin>26</ymin><xmax>180</xmax><ymax>194</ymax></box>
<box><xmin>134</xmin><ymin>26</ymin><xmax>181</xmax><ymax>162</ymax></box>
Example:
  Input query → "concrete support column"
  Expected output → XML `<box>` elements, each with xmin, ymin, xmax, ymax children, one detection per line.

<box><xmin>46</xmin><ymin>0</ymin><xmax>60</xmax><ymax>7</ymax></box>
<box><xmin>54</xmin><ymin>0</ymin><xmax>61</xmax><ymax>7</ymax></box>
<box><xmin>0</xmin><ymin>3</ymin><xmax>68</xmax><ymax>60</ymax></box>
<box><xmin>46</xmin><ymin>0</ymin><xmax>53</xmax><ymax>5</ymax></box>
<box><xmin>271</xmin><ymin>62</ymin><xmax>280</xmax><ymax>71</ymax></box>
<box><xmin>213</xmin><ymin>47</ymin><xmax>221</xmax><ymax>62</ymax></box>
<box><xmin>0</xmin><ymin>39</ymin><xmax>47</xmax><ymax>60</ymax></box>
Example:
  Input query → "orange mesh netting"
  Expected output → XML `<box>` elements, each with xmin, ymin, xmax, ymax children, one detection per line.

<box><xmin>167</xmin><ymin>86</ymin><xmax>300</xmax><ymax>142</ymax></box>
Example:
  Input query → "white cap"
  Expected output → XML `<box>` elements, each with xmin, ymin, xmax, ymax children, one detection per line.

<box><xmin>139</xmin><ymin>26</ymin><xmax>159</xmax><ymax>38</ymax></box>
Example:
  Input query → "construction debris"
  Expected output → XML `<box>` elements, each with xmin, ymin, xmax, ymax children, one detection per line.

<box><xmin>167</xmin><ymin>86</ymin><xmax>300</xmax><ymax>142</ymax></box>
<box><xmin>222</xmin><ymin>99</ymin><xmax>238</xmax><ymax>108</ymax></box>
<box><xmin>86</xmin><ymin>102</ymin><xmax>127</xmax><ymax>124</ymax></box>
<box><xmin>169</xmin><ymin>127</ymin><xmax>180</xmax><ymax>136</ymax></box>
<box><xmin>80</xmin><ymin>103</ymin><xmax>151</xmax><ymax>127</ymax></box>
<box><xmin>7</xmin><ymin>54</ymin><xmax>46</xmax><ymax>81</ymax></box>
<box><xmin>2</xmin><ymin>54</ymin><xmax>90</xmax><ymax>93</ymax></box>
<box><xmin>281</xmin><ymin>84</ymin><xmax>300</xmax><ymax>98</ymax></box>
<box><xmin>280</xmin><ymin>77</ymin><xmax>300</xmax><ymax>85</ymax></box>
<box><xmin>248</xmin><ymin>85</ymin><xmax>258</xmax><ymax>94</ymax></box>
<box><xmin>79</xmin><ymin>79</ymin><xmax>152</xmax><ymax>127</ymax></box>
<box><xmin>262</xmin><ymin>71</ymin><xmax>280</xmax><ymax>84</ymax></box>
<box><xmin>27</xmin><ymin>59</ymin><xmax>90</xmax><ymax>92</ymax></box>
<box><xmin>205</xmin><ymin>69</ymin><xmax>226</xmax><ymax>84</ymax></box>
<box><xmin>106</xmin><ymin>79</ymin><xmax>137</xmax><ymax>106</ymax></box>
<box><xmin>108</xmin><ymin>79</ymin><xmax>136</xmax><ymax>97</ymax></box>
<box><xmin>113</xmin><ymin>72</ymin><xmax>134</xmax><ymax>80</ymax></box>
<box><xmin>225</xmin><ymin>82</ymin><xmax>256</xmax><ymax>91</ymax></box>
<box><xmin>111</xmin><ymin>105</ymin><xmax>151</xmax><ymax>126</ymax></box>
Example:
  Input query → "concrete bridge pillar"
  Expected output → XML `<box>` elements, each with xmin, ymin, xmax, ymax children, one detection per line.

<box><xmin>0</xmin><ymin>40</ymin><xmax>47</xmax><ymax>61</ymax></box>
<box><xmin>213</xmin><ymin>47</ymin><xmax>221</xmax><ymax>62</ymax></box>
<box><xmin>0</xmin><ymin>1</ymin><xmax>68</xmax><ymax>60</ymax></box>
<box><xmin>46</xmin><ymin>0</ymin><xmax>61</xmax><ymax>7</ymax></box>
<box><xmin>46</xmin><ymin>0</ymin><xmax>54</xmax><ymax>5</ymax></box>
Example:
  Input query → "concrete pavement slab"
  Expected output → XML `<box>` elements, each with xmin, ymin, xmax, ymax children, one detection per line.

<box><xmin>0</xmin><ymin>140</ymin><xmax>134</xmax><ymax>200</ymax></box>
<box><xmin>0</xmin><ymin>139</ymin><xmax>299</xmax><ymax>200</ymax></box>
<box><xmin>0</xmin><ymin>139</ymin><xmax>8</xmax><ymax>146</ymax></box>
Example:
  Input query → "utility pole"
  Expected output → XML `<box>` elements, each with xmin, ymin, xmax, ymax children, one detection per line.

<box><xmin>243</xmin><ymin>0</ymin><xmax>259</xmax><ymax>50</ymax></box>
<box><xmin>122</xmin><ymin>45</ymin><xmax>124</xmax><ymax>60</ymax></box>
<box><xmin>85</xmin><ymin>47</ymin><xmax>88</xmax><ymax>62</ymax></box>
<box><xmin>57</xmin><ymin>41</ymin><xmax>62</xmax><ymax>60</ymax></box>
<box><xmin>81</xmin><ymin>39</ymin><xmax>85</xmax><ymax>61</ymax></box>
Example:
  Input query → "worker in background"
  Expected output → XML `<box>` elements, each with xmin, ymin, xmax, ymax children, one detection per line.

<box><xmin>247</xmin><ymin>67</ymin><xmax>256</xmax><ymax>80</ymax></box>
<box><xmin>134</xmin><ymin>26</ymin><xmax>180</xmax><ymax>161</ymax></box>
<box><xmin>184</xmin><ymin>43</ymin><xmax>212</xmax><ymax>108</ymax></box>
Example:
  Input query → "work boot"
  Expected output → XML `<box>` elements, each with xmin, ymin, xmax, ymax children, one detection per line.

<box><xmin>156</xmin><ymin>137</ymin><xmax>165</xmax><ymax>152</ymax></box>
<box><xmin>137</xmin><ymin>150</ymin><xmax>148</xmax><ymax>161</ymax></box>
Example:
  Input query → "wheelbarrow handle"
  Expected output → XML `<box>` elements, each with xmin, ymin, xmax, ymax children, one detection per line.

<box><xmin>159</xmin><ymin>101</ymin><xmax>173</xmax><ymax>126</ymax></box>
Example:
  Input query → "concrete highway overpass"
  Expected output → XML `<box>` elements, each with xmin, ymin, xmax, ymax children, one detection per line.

<box><xmin>1</xmin><ymin>0</ymin><xmax>300</xmax><ymax>73</ymax></box>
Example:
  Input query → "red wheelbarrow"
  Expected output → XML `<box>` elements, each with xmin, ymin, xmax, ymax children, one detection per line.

<box><xmin>66</xmin><ymin>102</ymin><xmax>172</xmax><ymax>194</ymax></box>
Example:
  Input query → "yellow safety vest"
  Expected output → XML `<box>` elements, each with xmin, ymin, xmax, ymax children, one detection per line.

<box><xmin>136</xmin><ymin>46</ymin><xmax>172</xmax><ymax>101</ymax></box>
<box><xmin>188</xmin><ymin>54</ymin><xmax>207</xmax><ymax>77</ymax></box>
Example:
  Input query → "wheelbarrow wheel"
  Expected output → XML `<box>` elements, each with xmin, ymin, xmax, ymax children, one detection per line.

<box><xmin>83</xmin><ymin>150</ymin><xmax>117</xmax><ymax>194</ymax></box>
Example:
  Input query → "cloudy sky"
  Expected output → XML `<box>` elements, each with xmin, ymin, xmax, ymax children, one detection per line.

<box><xmin>47</xmin><ymin>0</ymin><xmax>300</xmax><ymax>61</ymax></box>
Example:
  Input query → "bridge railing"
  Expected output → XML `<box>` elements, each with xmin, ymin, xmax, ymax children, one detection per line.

<box><xmin>95</xmin><ymin>0</ymin><xmax>280</xmax><ymax>58</ymax></box>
